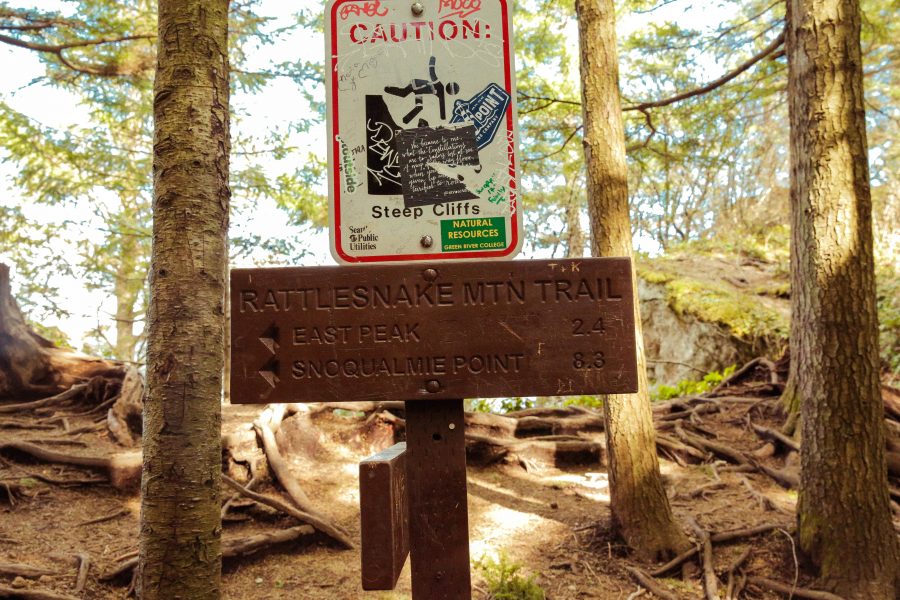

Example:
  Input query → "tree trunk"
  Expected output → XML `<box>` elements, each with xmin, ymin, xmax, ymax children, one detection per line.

<box><xmin>112</xmin><ymin>228</ymin><xmax>145</xmax><ymax>362</ymax></box>
<box><xmin>787</xmin><ymin>0</ymin><xmax>900</xmax><ymax>596</ymax></box>
<box><xmin>563</xmin><ymin>174</ymin><xmax>585</xmax><ymax>258</ymax></box>
<box><xmin>139</xmin><ymin>1</ymin><xmax>231</xmax><ymax>598</ymax></box>
<box><xmin>576</xmin><ymin>0</ymin><xmax>690</xmax><ymax>560</ymax></box>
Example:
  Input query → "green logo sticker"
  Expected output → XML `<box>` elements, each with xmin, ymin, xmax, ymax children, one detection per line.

<box><xmin>441</xmin><ymin>217</ymin><xmax>507</xmax><ymax>252</ymax></box>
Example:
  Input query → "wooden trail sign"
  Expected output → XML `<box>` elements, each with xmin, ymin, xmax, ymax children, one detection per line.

<box><xmin>230</xmin><ymin>257</ymin><xmax>638</xmax><ymax>405</ymax></box>
<box><xmin>230</xmin><ymin>257</ymin><xmax>639</xmax><ymax>599</ymax></box>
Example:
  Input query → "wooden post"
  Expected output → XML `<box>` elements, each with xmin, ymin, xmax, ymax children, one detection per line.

<box><xmin>405</xmin><ymin>399</ymin><xmax>471</xmax><ymax>599</ymax></box>
<box><xmin>360</xmin><ymin>442</ymin><xmax>409</xmax><ymax>590</ymax></box>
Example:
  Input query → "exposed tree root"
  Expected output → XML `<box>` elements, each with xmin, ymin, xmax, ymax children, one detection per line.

<box><xmin>222</xmin><ymin>475</ymin><xmax>353</xmax><ymax>549</ymax></box>
<box><xmin>0</xmin><ymin>587</ymin><xmax>81</xmax><ymax>600</ymax></box>
<box><xmin>747</xmin><ymin>575</ymin><xmax>845</xmax><ymax>600</ymax></box>
<box><xmin>0</xmin><ymin>441</ymin><xmax>141</xmax><ymax>490</ymax></box>
<box><xmin>624</xmin><ymin>566</ymin><xmax>679</xmax><ymax>600</ymax></box>
<box><xmin>254</xmin><ymin>405</ymin><xmax>317</xmax><ymax>515</ymax></box>
<box><xmin>740</xmin><ymin>476</ymin><xmax>783</xmax><ymax>512</ymax></box>
<box><xmin>76</xmin><ymin>508</ymin><xmax>129</xmax><ymax>527</ymax></box>
<box><xmin>650</xmin><ymin>523</ymin><xmax>789</xmax><ymax>576</ymax></box>
<box><xmin>750</xmin><ymin>421</ymin><xmax>799</xmax><ymax>453</ymax></box>
<box><xmin>722</xmin><ymin>547</ymin><xmax>751</xmax><ymax>600</ymax></box>
<box><xmin>686</xmin><ymin>517</ymin><xmax>718</xmax><ymax>600</ymax></box>
<box><xmin>101</xmin><ymin>524</ymin><xmax>318</xmax><ymax>582</ymax></box>
<box><xmin>0</xmin><ymin>562</ymin><xmax>58</xmax><ymax>578</ymax></box>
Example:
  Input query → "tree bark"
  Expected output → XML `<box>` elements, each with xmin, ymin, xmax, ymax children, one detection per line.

<box><xmin>576</xmin><ymin>0</ymin><xmax>690</xmax><ymax>560</ymax></box>
<box><xmin>787</xmin><ymin>0</ymin><xmax>900</xmax><ymax>596</ymax></box>
<box><xmin>139</xmin><ymin>1</ymin><xmax>230</xmax><ymax>598</ymax></box>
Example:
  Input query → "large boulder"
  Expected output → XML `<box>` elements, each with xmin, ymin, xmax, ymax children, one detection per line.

<box><xmin>637</xmin><ymin>252</ymin><xmax>790</xmax><ymax>386</ymax></box>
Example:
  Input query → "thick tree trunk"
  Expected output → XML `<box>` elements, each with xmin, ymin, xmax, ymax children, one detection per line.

<box><xmin>139</xmin><ymin>1</ymin><xmax>231</xmax><ymax>598</ymax></box>
<box><xmin>787</xmin><ymin>0</ymin><xmax>900</xmax><ymax>596</ymax></box>
<box><xmin>576</xmin><ymin>0</ymin><xmax>690</xmax><ymax>560</ymax></box>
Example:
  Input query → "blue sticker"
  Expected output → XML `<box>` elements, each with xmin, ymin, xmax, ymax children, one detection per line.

<box><xmin>450</xmin><ymin>83</ymin><xmax>510</xmax><ymax>150</ymax></box>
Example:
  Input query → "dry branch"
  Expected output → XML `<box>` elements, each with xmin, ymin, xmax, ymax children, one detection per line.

<box><xmin>624</xmin><ymin>566</ymin><xmax>679</xmax><ymax>600</ymax></box>
<box><xmin>74</xmin><ymin>553</ymin><xmax>90</xmax><ymax>594</ymax></box>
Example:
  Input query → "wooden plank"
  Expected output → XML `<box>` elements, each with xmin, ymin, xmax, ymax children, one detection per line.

<box><xmin>230</xmin><ymin>257</ymin><xmax>637</xmax><ymax>404</ymax></box>
<box><xmin>405</xmin><ymin>399</ymin><xmax>471</xmax><ymax>600</ymax></box>
<box><xmin>359</xmin><ymin>442</ymin><xmax>409</xmax><ymax>590</ymax></box>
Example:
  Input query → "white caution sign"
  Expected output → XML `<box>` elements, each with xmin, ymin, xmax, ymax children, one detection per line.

<box><xmin>325</xmin><ymin>0</ymin><xmax>522</xmax><ymax>263</ymax></box>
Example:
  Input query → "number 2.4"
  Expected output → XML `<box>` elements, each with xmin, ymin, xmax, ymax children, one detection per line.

<box><xmin>572</xmin><ymin>317</ymin><xmax>606</xmax><ymax>336</ymax></box>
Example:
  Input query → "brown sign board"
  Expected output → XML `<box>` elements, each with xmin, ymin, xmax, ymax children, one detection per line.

<box><xmin>230</xmin><ymin>257</ymin><xmax>638</xmax><ymax>404</ymax></box>
<box><xmin>360</xmin><ymin>442</ymin><xmax>409</xmax><ymax>590</ymax></box>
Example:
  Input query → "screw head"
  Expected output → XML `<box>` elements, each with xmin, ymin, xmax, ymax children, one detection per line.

<box><xmin>411</xmin><ymin>1</ymin><xmax>424</xmax><ymax>15</ymax></box>
<box><xmin>422</xmin><ymin>268</ymin><xmax>438</xmax><ymax>281</ymax></box>
<box><xmin>420</xmin><ymin>234</ymin><xmax>434</xmax><ymax>248</ymax></box>
<box><xmin>425</xmin><ymin>379</ymin><xmax>441</xmax><ymax>393</ymax></box>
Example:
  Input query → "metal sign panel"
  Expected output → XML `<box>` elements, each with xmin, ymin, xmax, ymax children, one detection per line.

<box><xmin>230</xmin><ymin>258</ymin><xmax>638</xmax><ymax>403</ymax></box>
<box><xmin>325</xmin><ymin>0</ymin><xmax>522</xmax><ymax>263</ymax></box>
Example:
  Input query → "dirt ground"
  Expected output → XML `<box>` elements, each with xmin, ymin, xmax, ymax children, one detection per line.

<box><xmin>0</xmin><ymin>395</ymin><xmax>833</xmax><ymax>599</ymax></box>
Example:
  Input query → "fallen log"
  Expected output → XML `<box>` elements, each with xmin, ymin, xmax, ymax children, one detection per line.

<box><xmin>465</xmin><ymin>433</ymin><xmax>605</xmax><ymax>469</ymax></box>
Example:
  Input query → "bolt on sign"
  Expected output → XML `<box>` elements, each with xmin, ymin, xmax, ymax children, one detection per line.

<box><xmin>325</xmin><ymin>0</ymin><xmax>523</xmax><ymax>263</ymax></box>
<box><xmin>230</xmin><ymin>258</ymin><xmax>638</xmax><ymax>404</ymax></box>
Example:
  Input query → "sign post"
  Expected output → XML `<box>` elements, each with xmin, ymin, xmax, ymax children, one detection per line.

<box><xmin>325</xmin><ymin>0</ymin><xmax>523</xmax><ymax>263</ymax></box>
<box><xmin>230</xmin><ymin>259</ymin><xmax>639</xmax><ymax>598</ymax></box>
<box><xmin>229</xmin><ymin>1</ymin><xmax>637</xmax><ymax>597</ymax></box>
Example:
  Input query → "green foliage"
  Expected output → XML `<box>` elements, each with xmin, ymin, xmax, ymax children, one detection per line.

<box><xmin>29</xmin><ymin>322</ymin><xmax>72</xmax><ymax>348</ymax></box>
<box><xmin>563</xmin><ymin>395</ymin><xmax>604</xmax><ymax>408</ymax></box>
<box><xmin>0</xmin><ymin>2</ymin><xmax>326</xmax><ymax>359</ymax></box>
<box><xmin>653</xmin><ymin>365</ymin><xmax>736</xmax><ymax>401</ymax></box>
<box><xmin>470</xmin><ymin>397</ymin><xmax>535</xmax><ymax>414</ymax></box>
<box><xmin>474</xmin><ymin>553</ymin><xmax>545</xmax><ymax>600</ymax></box>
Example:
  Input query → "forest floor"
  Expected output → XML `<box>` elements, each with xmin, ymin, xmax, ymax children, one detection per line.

<box><xmin>0</xmin><ymin>377</ymin><xmax>874</xmax><ymax>600</ymax></box>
